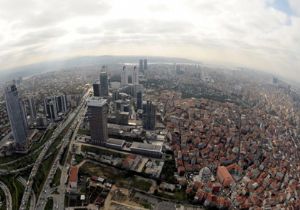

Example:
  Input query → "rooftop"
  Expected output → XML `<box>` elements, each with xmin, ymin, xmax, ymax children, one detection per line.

<box><xmin>87</xmin><ymin>97</ymin><xmax>107</xmax><ymax>107</ymax></box>
<box><xmin>69</xmin><ymin>166</ymin><xmax>78</xmax><ymax>183</ymax></box>
<box><xmin>131</xmin><ymin>142</ymin><xmax>162</xmax><ymax>152</ymax></box>
<box><xmin>106</xmin><ymin>138</ymin><xmax>126</xmax><ymax>146</ymax></box>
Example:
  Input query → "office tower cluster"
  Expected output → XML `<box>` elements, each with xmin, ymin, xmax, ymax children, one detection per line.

<box><xmin>5</xmin><ymin>84</ymin><xmax>29</xmax><ymax>152</ymax></box>
<box><xmin>87</xmin><ymin>98</ymin><xmax>108</xmax><ymax>145</ymax></box>
<box><xmin>139</xmin><ymin>58</ymin><xmax>148</xmax><ymax>72</ymax></box>
<box><xmin>121</xmin><ymin>65</ymin><xmax>139</xmax><ymax>87</ymax></box>
<box><xmin>93</xmin><ymin>66</ymin><xmax>109</xmax><ymax>97</ymax></box>
<box><xmin>44</xmin><ymin>94</ymin><xmax>68</xmax><ymax>122</ymax></box>
<box><xmin>120</xmin><ymin>63</ymin><xmax>143</xmax><ymax>98</ymax></box>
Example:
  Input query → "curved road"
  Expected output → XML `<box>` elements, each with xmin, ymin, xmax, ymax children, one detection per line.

<box><xmin>17</xmin><ymin>177</ymin><xmax>36</xmax><ymax>210</ymax></box>
<box><xmin>0</xmin><ymin>181</ymin><xmax>12</xmax><ymax>210</ymax></box>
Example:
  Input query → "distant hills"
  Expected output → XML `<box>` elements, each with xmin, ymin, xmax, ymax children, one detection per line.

<box><xmin>0</xmin><ymin>55</ymin><xmax>197</xmax><ymax>82</ymax></box>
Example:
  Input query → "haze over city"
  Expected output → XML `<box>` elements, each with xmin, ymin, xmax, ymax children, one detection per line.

<box><xmin>0</xmin><ymin>0</ymin><xmax>299</xmax><ymax>80</ymax></box>
<box><xmin>1</xmin><ymin>1</ymin><xmax>300</xmax><ymax>210</ymax></box>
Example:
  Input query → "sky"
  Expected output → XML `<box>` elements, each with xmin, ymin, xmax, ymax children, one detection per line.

<box><xmin>0</xmin><ymin>0</ymin><xmax>299</xmax><ymax>79</ymax></box>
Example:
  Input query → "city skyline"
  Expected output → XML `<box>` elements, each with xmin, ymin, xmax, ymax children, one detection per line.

<box><xmin>0</xmin><ymin>0</ymin><xmax>299</xmax><ymax>80</ymax></box>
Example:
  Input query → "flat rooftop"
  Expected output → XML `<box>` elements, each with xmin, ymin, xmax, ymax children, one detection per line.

<box><xmin>130</xmin><ymin>142</ymin><xmax>163</xmax><ymax>152</ymax></box>
<box><xmin>106</xmin><ymin>138</ymin><xmax>126</xmax><ymax>146</ymax></box>
<box><xmin>87</xmin><ymin>97</ymin><xmax>107</xmax><ymax>107</ymax></box>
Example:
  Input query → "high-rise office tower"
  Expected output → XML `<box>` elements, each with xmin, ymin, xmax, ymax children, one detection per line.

<box><xmin>56</xmin><ymin>94</ymin><xmax>67</xmax><ymax>113</ymax></box>
<box><xmin>143</xmin><ymin>59</ymin><xmax>148</xmax><ymax>70</ymax></box>
<box><xmin>112</xmin><ymin>90</ymin><xmax>120</xmax><ymax>101</ymax></box>
<box><xmin>142</xmin><ymin>101</ymin><xmax>156</xmax><ymax>130</ymax></box>
<box><xmin>136</xmin><ymin>91</ymin><xmax>143</xmax><ymax>110</ymax></box>
<box><xmin>5</xmin><ymin>84</ymin><xmax>28</xmax><ymax>151</ymax></box>
<box><xmin>100</xmin><ymin>71</ymin><xmax>109</xmax><ymax>97</ymax></box>
<box><xmin>25</xmin><ymin>96</ymin><xmax>37</xmax><ymax>120</ymax></box>
<box><xmin>93</xmin><ymin>81</ymin><xmax>100</xmax><ymax>97</ymax></box>
<box><xmin>44</xmin><ymin>97</ymin><xmax>59</xmax><ymax>121</ymax></box>
<box><xmin>87</xmin><ymin>98</ymin><xmax>108</xmax><ymax>145</ymax></box>
<box><xmin>121</xmin><ymin>65</ymin><xmax>128</xmax><ymax>87</ymax></box>
<box><xmin>139</xmin><ymin>59</ymin><xmax>144</xmax><ymax>72</ymax></box>
<box><xmin>132</xmin><ymin>66</ymin><xmax>139</xmax><ymax>85</ymax></box>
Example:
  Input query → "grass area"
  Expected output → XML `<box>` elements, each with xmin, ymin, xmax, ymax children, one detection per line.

<box><xmin>81</xmin><ymin>145</ymin><xmax>126</xmax><ymax>158</ymax></box>
<box><xmin>154</xmin><ymin>190</ymin><xmax>187</xmax><ymax>201</ymax></box>
<box><xmin>51</xmin><ymin>168</ymin><xmax>61</xmax><ymax>188</ymax></box>
<box><xmin>74</xmin><ymin>154</ymin><xmax>84</xmax><ymax>164</ymax></box>
<box><xmin>160</xmin><ymin>159</ymin><xmax>177</xmax><ymax>184</ymax></box>
<box><xmin>45</xmin><ymin>198</ymin><xmax>53</xmax><ymax>210</ymax></box>
<box><xmin>29</xmin><ymin>129</ymin><xmax>54</xmax><ymax>152</ymax></box>
<box><xmin>0</xmin><ymin>187</ymin><xmax>6</xmax><ymax>210</ymax></box>
<box><xmin>132</xmin><ymin>177</ymin><xmax>152</xmax><ymax>192</ymax></box>
<box><xmin>0</xmin><ymin>153</ymin><xmax>24</xmax><ymax>164</ymax></box>
<box><xmin>0</xmin><ymin>176</ymin><xmax>24</xmax><ymax>209</ymax></box>
<box><xmin>80</xmin><ymin>162</ymin><xmax>153</xmax><ymax>192</ymax></box>
<box><xmin>77</xmin><ymin>129</ymin><xmax>90</xmax><ymax>136</ymax></box>
<box><xmin>0</xmin><ymin>129</ymin><xmax>54</xmax><ymax>169</ymax></box>
<box><xmin>0</xmin><ymin>152</ymin><xmax>39</xmax><ymax>171</ymax></box>
<box><xmin>59</xmin><ymin>143</ymin><xmax>69</xmax><ymax>165</ymax></box>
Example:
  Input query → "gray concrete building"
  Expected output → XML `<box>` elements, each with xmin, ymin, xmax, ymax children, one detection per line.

<box><xmin>87</xmin><ymin>97</ymin><xmax>108</xmax><ymax>145</ymax></box>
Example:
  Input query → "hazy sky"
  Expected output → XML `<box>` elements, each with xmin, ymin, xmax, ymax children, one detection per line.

<box><xmin>0</xmin><ymin>0</ymin><xmax>299</xmax><ymax>79</ymax></box>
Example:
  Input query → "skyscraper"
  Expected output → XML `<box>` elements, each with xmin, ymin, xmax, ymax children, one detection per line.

<box><xmin>100</xmin><ymin>71</ymin><xmax>109</xmax><ymax>97</ymax></box>
<box><xmin>5</xmin><ymin>84</ymin><xmax>28</xmax><ymax>152</ymax></box>
<box><xmin>121</xmin><ymin>65</ymin><xmax>128</xmax><ymax>87</ymax></box>
<box><xmin>26</xmin><ymin>96</ymin><xmax>36</xmax><ymax>120</ymax></box>
<box><xmin>87</xmin><ymin>97</ymin><xmax>108</xmax><ymax>145</ymax></box>
<box><xmin>139</xmin><ymin>59</ymin><xmax>144</xmax><ymax>72</ymax></box>
<box><xmin>142</xmin><ymin>101</ymin><xmax>156</xmax><ymax>130</ymax></box>
<box><xmin>44</xmin><ymin>97</ymin><xmax>59</xmax><ymax>121</ymax></box>
<box><xmin>56</xmin><ymin>94</ymin><xmax>67</xmax><ymax>113</ymax></box>
<box><xmin>93</xmin><ymin>81</ymin><xmax>100</xmax><ymax>97</ymax></box>
<box><xmin>143</xmin><ymin>59</ymin><xmax>148</xmax><ymax>70</ymax></box>
<box><xmin>132</xmin><ymin>66</ymin><xmax>139</xmax><ymax>85</ymax></box>
<box><xmin>136</xmin><ymin>91</ymin><xmax>143</xmax><ymax>110</ymax></box>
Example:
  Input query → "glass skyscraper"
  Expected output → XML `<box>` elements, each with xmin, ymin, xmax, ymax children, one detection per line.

<box><xmin>5</xmin><ymin>84</ymin><xmax>28</xmax><ymax>152</ymax></box>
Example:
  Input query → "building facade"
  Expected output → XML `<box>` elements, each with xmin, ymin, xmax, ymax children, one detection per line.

<box><xmin>121</xmin><ymin>66</ymin><xmax>128</xmax><ymax>87</ymax></box>
<box><xmin>5</xmin><ymin>84</ymin><xmax>29</xmax><ymax>152</ymax></box>
<box><xmin>142</xmin><ymin>101</ymin><xmax>156</xmax><ymax>130</ymax></box>
<box><xmin>100</xmin><ymin>71</ymin><xmax>109</xmax><ymax>97</ymax></box>
<box><xmin>143</xmin><ymin>59</ymin><xmax>148</xmax><ymax>70</ymax></box>
<box><xmin>87</xmin><ymin>98</ymin><xmax>108</xmax><ymax>145</ymax></box>
<box><xmin>93</xmin><ymin>81</ymin><xmax>100</xmax><ymax>97</ymax></box>
<box><xmin>136</xmin><ymin>91</ymin><xmax>143</xmax><ymax>110</ymax></box>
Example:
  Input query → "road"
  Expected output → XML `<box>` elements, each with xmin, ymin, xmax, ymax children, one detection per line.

<box><xmin>0</xmin><ymin>127</ymin><xmax>52</xmax><ymax>167</ymax></box>
<box><xmin>35</xmin><ymin>90</ymin><xmax>90</xmax><ymax>210</ymax></box>
<box><xmin>0</xmin><ymin>132</ymin><xmax>12</xmax><ymax>148</ymax></box>
<box><xmin>17</xmin><ymin>177</ymin><xmax>36</xmax><ymax>210</ymax></box>
<box><xmin>19</xmin><ymin>88</ymin><xmax>89</xmax><ymax>210</ymax></box>
<box><xmin>55</xmin><ymin>100</ymin><xmax>88</xmax><ymax>210</ymax></box>
<box><xmin>0</xmin><ymin>181</ymin><xmax>12</xmax><ymax>210</ymax></box>
<box><xmin>35</xmin><ymin>125</ymin><xmax>74</xmax><ymax>209</ymax></box>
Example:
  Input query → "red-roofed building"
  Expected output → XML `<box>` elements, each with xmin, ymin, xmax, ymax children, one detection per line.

<box><xmin>217</xmin><ymin>166</ymin><xmax>234</xmax><ymax>187</ymax></box>
<box><xmin>69</xmin><ymin>166</ymin><xmax>78</xmax><ymax>190</ymax></box>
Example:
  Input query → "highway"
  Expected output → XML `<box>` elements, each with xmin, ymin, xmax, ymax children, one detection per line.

<box><xmin>55</xmin><ymin>103</ymin><xmax>88</xmax><ymax>210</ymax></box>
<box><xmin>0</xmin><ymin>181</ymin><xmax>12</xmax><ymax>210</ymax></box>
<box><xmin>35</xmin><ymin>124</ymin><xmax>74</xmax><ymax>209</ymax></box>
<box><xmin>19</xmin><ymin>88</ymin><xmax>90</xmax><ymax>210</ymax></box>
<box><xmin>17</xmin><ymin>177</ymin><xmax>36</xmax><ymax>210</ymax></box>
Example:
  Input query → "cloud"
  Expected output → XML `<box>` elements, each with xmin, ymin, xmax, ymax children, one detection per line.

<box><xmin>288</xmin><ymin>0</ymin><xmax>300</xmax><ymax>15</ymax></box>
<box><xmin>0</xmin><ymin>0</ymin><xmax>299</xmax><ymax>80</ymax></box>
